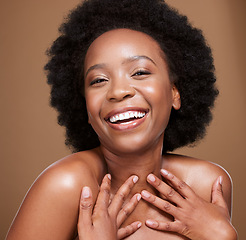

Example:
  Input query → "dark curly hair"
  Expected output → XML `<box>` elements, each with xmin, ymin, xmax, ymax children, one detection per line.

<box><xmin>44</xmin><ymin>0</ymin><xmax>218</xmax><ymax>153</ymax></box>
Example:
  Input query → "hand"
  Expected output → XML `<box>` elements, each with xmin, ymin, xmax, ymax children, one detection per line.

<box><xmin>141</xmin><ymin>169</ymin><xmax>237</xmax><ymax>240</ymax></box>
<box><xmin>78</xmin><ymin>174</ymin><xmax>142</xmax><ymax>240</ymax></box>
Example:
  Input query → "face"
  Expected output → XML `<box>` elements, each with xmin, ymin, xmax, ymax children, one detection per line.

<box><xmin>84</xmin><ymin>29</ymin><xmax>180</xmax><ymax>155</ymax></box>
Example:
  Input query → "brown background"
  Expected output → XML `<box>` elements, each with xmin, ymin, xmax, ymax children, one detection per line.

<box><xmin>1</xmin><ymin>0</ymin><xmax>245</xmax><ymax>239</ymax></box>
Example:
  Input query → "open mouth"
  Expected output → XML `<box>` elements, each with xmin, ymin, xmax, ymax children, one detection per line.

<box><xmin>107</xmin><ymin>110</ymin><xmax>147</xmax><ymax>124</ymax></box>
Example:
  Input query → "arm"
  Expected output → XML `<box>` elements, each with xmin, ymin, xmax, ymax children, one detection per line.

<box><xmin>141</xmin><ymin>168</ymin><xmax>238</xmax><ymax>240</ymax></box>
<box><xmin>6</xmin><ymin>159</ymin><xmax>99</xmax><ymax>240</ymax></box>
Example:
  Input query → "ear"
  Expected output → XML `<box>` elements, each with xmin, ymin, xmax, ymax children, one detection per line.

<box><xmin>172</xmin><ymin>85</ymin><xmax>181</xmax><ymax>110</ymax></box>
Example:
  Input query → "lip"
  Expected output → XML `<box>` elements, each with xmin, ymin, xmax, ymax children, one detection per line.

<box><xmin>104</xmin><ymin>107</ymin><xmax>149</xmax><ymax>131</ymax></box>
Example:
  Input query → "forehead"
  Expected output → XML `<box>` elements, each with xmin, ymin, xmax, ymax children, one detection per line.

<box><xmin>84</xmin><ymin>29</ymin><xmax>164</xmax><ymax>67</ymax></box>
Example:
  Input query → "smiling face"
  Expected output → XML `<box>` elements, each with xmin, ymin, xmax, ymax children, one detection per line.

<box><xmin>84</xmin><ymin>29</ymin><xmax>180</xmax><ymax>155</ymax></box>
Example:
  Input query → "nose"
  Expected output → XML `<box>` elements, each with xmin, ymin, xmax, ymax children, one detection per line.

<box><xmin>106</xmin><ymin>78</ymin><xmax>135</xmax><ymax>102</ymax></box>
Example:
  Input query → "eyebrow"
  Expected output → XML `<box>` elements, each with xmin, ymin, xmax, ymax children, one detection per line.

<box><xmin>122</xmin><ymin>55</ymin><xmax>157</xmax><ymax>66</ymax></box>
<box><xmin>84</xmin><ymin>63</ymin><xmax>106</xmax><ymax>78</ymax></box>
<box><xmin>84</xmin><ymin>55</ymin><xmax>156</xmax><ymax>78</ymax></box>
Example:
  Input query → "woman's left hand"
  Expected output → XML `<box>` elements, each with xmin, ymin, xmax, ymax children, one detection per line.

<box><xmin>141</xmin><ymin>169</ymin><xmax>237</xmax><ymax>240</ymax></box>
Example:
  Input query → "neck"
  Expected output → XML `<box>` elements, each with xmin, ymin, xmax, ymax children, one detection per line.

<box><xmin>100</xmin><ymin>139</ymin><xmax>164</xmax><ymax>196</ymax></box>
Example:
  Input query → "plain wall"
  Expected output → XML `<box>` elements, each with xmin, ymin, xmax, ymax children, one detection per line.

<box><xmin>1</xmin><ymin>0</ymin><xmax>245</xmax><ymax>239</ymax></box>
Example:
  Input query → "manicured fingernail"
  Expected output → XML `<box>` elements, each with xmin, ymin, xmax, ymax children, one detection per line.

<box><xmin>147</xmin><ymin>174</ymin><xmax>155</xmax><ymax>182</ymax></box>
<box><xmin>133</xmin><ymin>175</ymin><xmax>139</xmax><ymax>183</ymax></box>
<box><xmin>107</xmin><ymin>174</ymin><xmax>111</xmax><ymax>180</ymax></box>
<box><xmin>136</xmin><ymin>193</ymin><xmax>141</xmax><ymax>201</ymax></box>
<box><xmin>137</xmin><ymin>222</ymin><xmax>142</xmax><ymax>228</ymax></box>
<box><xmin>141</xmin><ymin>190</ymin><xmax>151</xmax><ymax>198</ymax></box>
<box><xmin>146</xmin><ymin>219</ymin><xmax>158</xmax><ymax>227</ymax></box>
<box><xmin>82</xmin><ymin>186</ymin><xmax>90</xmax><ymax>198</ymax></box>
<box><xmin>161</xmin><ymin>169</ymin><xmax>168</xmax><ymax>176</ymax></box>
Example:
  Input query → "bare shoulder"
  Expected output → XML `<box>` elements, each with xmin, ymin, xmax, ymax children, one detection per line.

<box><xmin>27</xmin><ymin>147</ymin><xmax>106</xmax><ymax>206</ymax></box>
<box><xmin>7</xmin><ymin>147</ymin><xmax>106</xmax><ymax>240</ymax></box>
<box><xmin>163</xmin><ymin>153</ymin><xmax>233</xmax><ymax>212</ymax></box>
<box><xmin>37</xmin><ymin>147</ymin><xmax>106</xmax><ymax>190</ymax></box>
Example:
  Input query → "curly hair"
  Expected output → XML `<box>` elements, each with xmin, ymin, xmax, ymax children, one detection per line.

<box><xmin>44</xmin><ymin>0</ymin><xmax>218</xmax><ymax>153</ymax></box>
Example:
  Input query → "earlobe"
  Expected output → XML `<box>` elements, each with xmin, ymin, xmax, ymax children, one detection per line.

<box><xmin>172</xmin><ymin>86</ymin><xmax>181</xmax><ymax>110</ymax></box>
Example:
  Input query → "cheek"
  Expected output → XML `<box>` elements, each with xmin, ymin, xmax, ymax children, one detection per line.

<box><xmin>85</xmin><ymin>92</ymin><xmax>102</xmax><ymax>123</ymax></box>
<box><xmin>143</xmin><ymin>80</ymin><xmax>173</xmax><ymax>106</ymax></box>
<box><xmin>144</xmin><ymin>81</ymin><xmax>173</xmax><ymax>129</ymax></box>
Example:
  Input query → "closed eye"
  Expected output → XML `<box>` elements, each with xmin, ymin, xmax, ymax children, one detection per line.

<box><xmin>90</xmin><ymin>78</ymin><xmax>108</xmax><ymax>86</ymax></box>
<box><xmin>132</xmin><ymin>70</ymin><xmax>151</xmax><ymax>77</ymax></box>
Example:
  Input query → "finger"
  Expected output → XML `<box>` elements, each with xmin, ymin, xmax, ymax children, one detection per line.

<box><xmin>141</xmin><ymin>190</ymin><xmax>177</xmax><ymax>216</ymax></box>
<box><xmin>146</xmin><ymin>173</ymin><xmax>185</xmax><ymax>205</ymax></box>
<box><xmin>109</xmin><ymin>175</ymin><xmax>138</xmax><ymax>218</ymax></box>
<box><xmin>145</xmin><ymin>219</ymin><xmax>184</xmax><ymax>234</ymax></box>
<box><xmin>160</xmin><ymin>169</ymin><xmax>194</xmax><ymax>199</ymax></box>
<box><xmin>117</xmin><ymin>221</ymin><xmax>142</xmax><ymax>239</ymax></box>
<box><xmin>78</xmin><ymin>186</ymin><xmax>93</xmax><ymax>230</ymax></box>
<box><xmin>94</xmin><ymin>174</ymin><xmax>111</xmax><ymax>212</ymax></box>
<box><xmin>211</xmin><ymin>176</ymin><xmax>227</xmax><ymax>209</ymax></box>
<box><xmin>117</xmin><ymin>193</ymin><xmax>141</xmax><ymax>227</ymax></box>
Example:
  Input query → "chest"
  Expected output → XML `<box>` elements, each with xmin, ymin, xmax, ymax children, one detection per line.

<box><xmin>125</xmin><ymin>226</ymin><xmax>189</xmax><ymax>240</ymax></box>
<box><xmin>121</xmin><ymin>201</ymin><xmax>190</xmax><ymax>240</ymax></box>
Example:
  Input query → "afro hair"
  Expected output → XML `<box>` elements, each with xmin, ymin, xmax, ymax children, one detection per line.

<box><xmin>45</xmin><ymin>0</ymin><xmax>218</xmax><ymax>153</ymax></box>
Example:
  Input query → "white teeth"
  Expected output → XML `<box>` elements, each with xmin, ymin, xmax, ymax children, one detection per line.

<box><xmin>109</xmin><ymin>111</ymin><xmax>146</xmax><ymax>123</ymax></box>
<box><xmin>125</xmin><ymin>112</ymin><xmax>130</xmax><ymax>119</ymax></box>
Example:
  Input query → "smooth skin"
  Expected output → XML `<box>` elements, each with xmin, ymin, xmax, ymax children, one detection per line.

<box><xmin>6</xmin><ymin>29</ymin><xmax>237</xmax><ymax>240</ymax></box>
<box><xmin>78</xmin><ymin>174</ymin><xmax>142</xmax><ymax>240</ymax></box>
<box><xmin>78</xmin><ymin>168</ymin><xmax>237</xmax><ymax>240</ymax></box>
<box><xmin>142</xmin><ymin>170</ymin><xmax>235</xmax><ymax>239</ymax></box>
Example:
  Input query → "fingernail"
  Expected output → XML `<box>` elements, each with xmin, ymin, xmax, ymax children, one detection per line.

<box><xmin>161</xmin><ymin>169</ymin><xmax>168</xmax><ymax>176</ymax></box>
<box><xmin>136</xmin><ymin>193</ymin><xmax>141</xmax><ymax>201</ymax></box>
<box><xmin>107</xmin><ymin>174</ymin><xmax>111</xmax><ymax>180</ymax></box>
<box><xmin>137</xmin><ymin>222</ymin><xmax>142</xmax><ymax>228</ymax></box>
<box><xmin>219</xmin><ymin>176</ymin><xmax>223</xmax><ymax>185</ymax></box>
<box><xmin>82</xmin><ymin>186</ymin><xmax>91</xmax><ymax>198</ymax></box>
<box><xmin>147</xmin><ymin>174</ymin><xmax>155</xmax><ymax>182</ymax></box>
<box><xmin>133</xmin><ymin>175</ymin><xmax>139</xmax><ymax>183</ymax></box>
<box><xmin>141</xmin><ymin>190</ymin><xmax>151</xmax><ymax>198</ymax></box>
<box><xmin>146</xmin><ymin>219</ymin><xmax>158</xmax><ymax>227</ymax></box>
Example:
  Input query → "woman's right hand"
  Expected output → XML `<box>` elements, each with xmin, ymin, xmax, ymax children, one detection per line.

<box><xmin>77</xmin><ymin>174</ymin><xmax>142</xmax><ymax>240</ymax></box>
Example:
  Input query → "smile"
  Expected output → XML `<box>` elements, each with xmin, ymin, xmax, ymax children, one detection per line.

<box><xmin>105</xmin><ymin>108</ymin><xmax>149</xmax><ymax>130</ymax></box>
<box><xmin>108</xmin><ymin>111</ymin><xmax>146</xmax><ymax>124</ymax></box>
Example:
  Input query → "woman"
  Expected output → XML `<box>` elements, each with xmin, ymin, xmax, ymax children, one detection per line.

<box><xmin>6</xmin><ymin>0</ymin><xmax>237</xmax><ymax>239</ymax></box>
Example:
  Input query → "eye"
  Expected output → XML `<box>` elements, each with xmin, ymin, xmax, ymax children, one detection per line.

<box><xmin>90</xmin><ymin>78</ymin><xmax>108</xmax><ymax>86</ymax></box>
<box><xmin>132</xmin><ymin>70</ymin><xmax>151</xmax><ymax>77</ymax></box>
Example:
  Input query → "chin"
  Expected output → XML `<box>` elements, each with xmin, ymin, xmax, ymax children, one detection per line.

<box><xmin>101</xmin><ymin>135</ymin><xmax>162</xmax><ymax>156</ymax></box>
